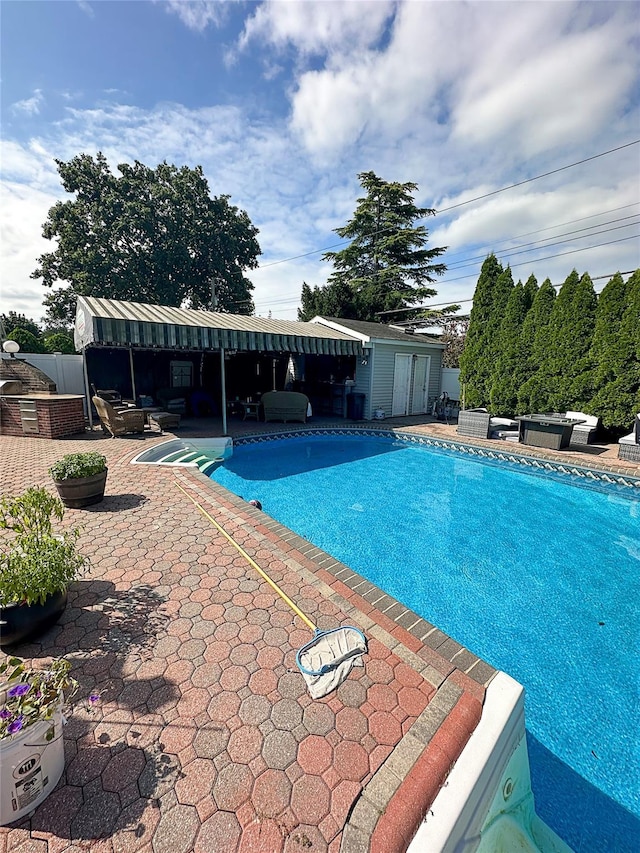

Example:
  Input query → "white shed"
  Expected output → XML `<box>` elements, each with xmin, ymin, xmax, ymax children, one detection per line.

<box><xmin>312</xmin><ymin>317</ymin><xmax>445</xmax><ymax>421</ymax></box>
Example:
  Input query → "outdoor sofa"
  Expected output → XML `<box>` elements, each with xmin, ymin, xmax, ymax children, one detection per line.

<box><xmin>618</xmin><ymin>414</ymin><xmax>640</xmax><ymax>462</ymax></box>
<box><xmin>262</xmin><ymin>391</ymin><xmax>309</xmax><ymax>423</ymax></box>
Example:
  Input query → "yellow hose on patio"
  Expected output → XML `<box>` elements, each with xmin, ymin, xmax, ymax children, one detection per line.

<box><xmin>175</xmin><ymin>481</ymin><xmax>316</xmax><ymax>632</ymax></box>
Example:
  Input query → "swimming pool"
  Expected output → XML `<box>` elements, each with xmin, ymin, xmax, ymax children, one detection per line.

<box><xmin>211</xmin><ymin>432</ymin><xmax>640</xmax><ymax>852</ymax></box>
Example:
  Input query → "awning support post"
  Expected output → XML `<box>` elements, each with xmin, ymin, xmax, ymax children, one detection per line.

<box><xmin>82</xmin><ymin>348</ymin><xmax>93</xmax><ymax>429</ymax></box>
<box><xmin>221</xmin><ymin>347</ymin><xmax>227</xmax><ymax>435</ymax></box>
<box><xmin>128</xmin><ymin>347</ymin><xmax>137</xmax><ymax>402</ymax></box>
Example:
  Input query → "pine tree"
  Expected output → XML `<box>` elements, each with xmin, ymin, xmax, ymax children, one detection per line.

<box><xmin>533</xmin><ymin>270</ymin><xmax>596</xmax><ymax>411</ymax></box>
<box><xmin>517</xmin><ymin>278</ymin><xmax>556</xmax><ymax>413</ymax></box>
<box><xmin>522</xmin><ymin>274</ymin><xmax>538</xmax><ymax>312</ymax></box>
<box><xmin>589</xmin><ymin>270</ymin><xmax>640</xmax><ymax>429</ymax></box>
<box><xmin>563</xmin><ymin>273</ymin><xmax>598</xmax><ymax>408</ymax></box>
<box><xmin>459</xmin><ymin>254</ymin><xmax>504</xmax><ymax>407</ymax></box>
<box><xmin>315</xmin><ymin>171</ymin><xmax>448</xmax><ymax>322</ymax></box>
<box><xmin>489</xmin><ymin>280</ymin><xmax>530</xmax><ymax>414</ymax></box>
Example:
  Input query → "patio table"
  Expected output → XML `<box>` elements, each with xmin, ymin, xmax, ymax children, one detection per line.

<box><xmin>515</xmin><ymin>414</ymin><xmax>585</xmax><ymax>450</ymax></box>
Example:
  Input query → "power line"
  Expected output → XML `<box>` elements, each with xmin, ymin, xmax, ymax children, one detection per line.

<box><xmin>253</xmin><ymin>234</ymin><xmax>639</xmax><ymax>310</ymax></box>
<box><xmin>377</xmin><ymin>269</ymin><xmax>639</xmax><ymax>315</ymax></box>
<box><xmin>254</xmin><ymin>143</ymin><xmax>640</xmax><ymax>271</ymax></box>
<box><xmin>435</xmin><ymin>140</ymin><xmax>640</xmax><ymax>213</ymax></box>
<box><xmin>444</xmin><ymin>218</ymin><xmax>639</xmax><ymax>273</ymax></box>
<box><xmin>444</xmin><ymin>212</ymin><xmax>639</xmax><ymax>269</ymax></box>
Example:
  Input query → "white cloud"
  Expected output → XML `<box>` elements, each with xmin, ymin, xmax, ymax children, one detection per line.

<box><xmin>452</xmin><ymin>10</ymin><xmax>639</xmax><ymax>157</ymax></box>
<box><xmin>76</xmin><ymin>1</ymin><xmax>95</xmax><ymax>18</ymax></box>
<box><xmin>239</xmin><ymin>0</ymin><xmax>394</xmax><ymax>57</ymax></box>
<box><xmin>245</xmin><ymin>0</ymin><xmax>639</xmax><ymax>172</ymax></box>
<box><xmin>163</xmin><ymin>0</ymin><xmax>229</xmax><ymax>32</ymax></box>
<box><xmin>12</xmin><ymin>89</ymin><xmax>44</xmax><ymax>117</ymax></box>
<box><xmin>1</xmin><ymin>1</ymin><xmax>638</xmax><ymax>323</ymax></box>
<box><xmin>0</xmin><ymin>179</ymin><xmax>62</xmax><ymax>321</ymax></box>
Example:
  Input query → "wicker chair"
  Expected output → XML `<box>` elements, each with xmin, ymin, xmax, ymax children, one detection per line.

<box><xmin>457</xmin><ymin>409</ymin><xmax>491</xmax><ymax>438</ymax></box>
<box><xmin>618</xmin><ymin>414</ymin><xmax>640</xmax><ymax>462</ymax></box>
<box><xmin>93</xmin><ymin>396</ymin><xmax>145</xmax><ymax>438</ymax></box>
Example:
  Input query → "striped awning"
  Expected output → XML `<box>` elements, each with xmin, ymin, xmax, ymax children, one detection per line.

<box><xmin>74</xmin><ymin>296</ymin><xmax>362</xmax><ymax>356</ymax></box>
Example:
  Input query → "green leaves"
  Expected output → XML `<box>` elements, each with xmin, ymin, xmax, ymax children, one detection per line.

<box><xmin>0</xmin><ymin>657</ymin><xmax>79</xmax><ymax>742</ymax></box>
<box><xmin>303</xmin><ymin>171</ymin><xmax>447</xmax><ymax>323</ymax></box>
<box><xmin>0</xmin><ymin>487</ymin><xmax>86</xmax><ymax>606</ymax></box>
<box><xmin>48</xmin><ymin>452</ymin><xmax>107</xmax><ymax>481</ymax></box>
<box><xmin>461</xmin><ymin>263</ymin><xmax>639</xmax><ymax>430</ymax></box>
<box><xmin>33</xmin><ymin>153</ymin><xmax>261</xmax><ymax>325</ymax></box>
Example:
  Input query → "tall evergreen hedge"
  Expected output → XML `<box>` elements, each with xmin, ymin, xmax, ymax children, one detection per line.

<box><xmin>461</xmin><ymin>261</ymin><xmax>639</xmax><ymax>431</ymax></box>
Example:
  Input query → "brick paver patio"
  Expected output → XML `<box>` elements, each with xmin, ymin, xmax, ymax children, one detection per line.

<box><xmin>1</xmin><ymin>417</ymin><xmax>636</xmax><ymax>852</ymax></box>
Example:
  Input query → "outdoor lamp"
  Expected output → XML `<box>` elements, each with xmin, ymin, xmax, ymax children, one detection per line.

<box><xmin>2</xmin><ymin>340</ymin><xmax>20</xmax><ymax>357</ymax></box>
<box><xmin>361</xmin><ymin>347</ymin><xmax>371</xmax><ymax>365</ymax></box>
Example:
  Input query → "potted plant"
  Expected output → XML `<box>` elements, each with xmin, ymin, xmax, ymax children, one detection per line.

<box><xmin>49</xmin><ymin>451</ymin><xmax>108</xmax><ymax>508</ymax></box>
<box><xmin>0</xmin><ymin>656</ymin><xmax>99</xmax><ymax>824</ymax></box>
<box><xmin>0</xmin><ymin>487</ymin><xmax>87</xmax><ymax>646</ymax></box>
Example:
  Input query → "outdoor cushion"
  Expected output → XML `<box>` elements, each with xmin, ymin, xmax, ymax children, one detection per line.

<box><xmin>489</xmin><ymin>417</ymin><xmax>518</xmax><ymax>429</ymax></box>
<box><xmin>619</xmin><ymin>432</ymin><xmax>636</xmax><ymax>445</ymax></box>
<box><xmin>566</xmin><ymin>411</ymin><xmax>599</xmax><ymax>428</ymax></box>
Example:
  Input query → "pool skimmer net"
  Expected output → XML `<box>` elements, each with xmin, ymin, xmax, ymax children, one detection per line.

<box><xmin>176</xmin><ymin>482</ymin><xmax>367</xmax><ymax>698</ymax></box>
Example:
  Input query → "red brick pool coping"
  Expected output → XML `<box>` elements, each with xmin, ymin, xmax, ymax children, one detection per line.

<box><xmin>1</xmin><ymin>421</ymin><xmax>635</xmax><ymax>852</ymax></box>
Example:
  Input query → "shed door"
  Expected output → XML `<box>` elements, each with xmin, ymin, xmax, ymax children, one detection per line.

<box><xmin>410</xmin><ymin>355</ymin><xmax>431</xmax><ymax>414</ymax></box>
<box><xmin>392</xmin><ymin>354</ymin><xmax>412</xmax><ymax>416</ymax></box>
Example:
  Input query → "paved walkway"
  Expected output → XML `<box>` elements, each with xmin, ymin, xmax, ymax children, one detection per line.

<box><xmin>0</xmin><ymin>418</ymin><xmax>636</xmax><ymax>853</ymax></box>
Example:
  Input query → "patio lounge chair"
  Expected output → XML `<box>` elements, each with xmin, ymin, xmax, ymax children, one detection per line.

<box><xmin>457</xmin><ymin>408</ymin><xmax>491</xmax><ymax>438</ymax></box>
<box><xmin>457</xmin><ymin>409</ymin><xmax>518</xmax><ymax>440</ymax></box>
<box><xmin>564</xmin><ymin>411</ymin><xmax>601</xmax><ymax>445</ymax></box>
<box><xmin>93</xmin><ymin>396</ymin><xmax>145</xmax><ymax>438</ymax></box>
<box><xmin>618</xmin><ymin>414</ymin><xmax>640</xmax><ymax>462</ymax></box>
<box><xmin>262</xmin><ymin>390</ymin><xmax>309</xmax><ymax>423</ymax></box>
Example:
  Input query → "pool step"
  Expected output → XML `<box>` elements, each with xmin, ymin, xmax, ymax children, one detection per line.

<box><xmin>131</xmin><ymin>438</ymin><xmax>233</xmax><ymax>470</ymax></box>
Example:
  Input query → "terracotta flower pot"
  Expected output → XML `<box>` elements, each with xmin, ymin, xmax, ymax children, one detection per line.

<box><xmin>52</xmin><ymin>469</ymin><xmax>107</xmax><ymax>509</ymax></box>
<box><xmin>0</xmin><ymin>590</ymin><xmax>68</xmax><ymax>647</ymax></box>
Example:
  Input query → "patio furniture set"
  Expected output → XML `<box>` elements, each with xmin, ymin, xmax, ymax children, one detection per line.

<box><xmin>92</xmin><ymin>396</ymin><xmax>181</xmax><ymax>438</ymax></box>
<box><xmin>456</xmin><ymin>407</ymin><xmax>640</xmax><ymax>461</ymax></box>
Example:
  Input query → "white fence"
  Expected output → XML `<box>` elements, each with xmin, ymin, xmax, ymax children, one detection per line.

<box><xmin>441</xmin><ymin>368</ymin><xmax>461</xmax><ymax>402</ymax></box>
<box><xmin>1</xmin><ymin>353</ymin><xmax>88</xmax><ymax>412</ymax></box>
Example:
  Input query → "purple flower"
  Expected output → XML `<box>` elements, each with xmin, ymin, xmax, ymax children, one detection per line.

<box><xmin>0</xmin><ymin>708</ymin><xmax>11</xmax><ymax>720</ymax></box>
<box><xmin>7</xmin><ymin>683</ymin><xmax>30</xmax><ymax>698</ymax></box>
<box><xmin>7</xmin><ymin>716</ymin><xmax>23</xmax><ymax>734</ymax></box>
<box><xmin>88</xmin><ymin>693</ymin><xmax>100</xmax><ymax>704</ymax></box>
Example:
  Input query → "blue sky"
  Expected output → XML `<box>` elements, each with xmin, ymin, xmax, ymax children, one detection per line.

<box><xmin>1</xmin><ymin>0</ymin><xmax>639</xmax><ymax>324</ymax></box>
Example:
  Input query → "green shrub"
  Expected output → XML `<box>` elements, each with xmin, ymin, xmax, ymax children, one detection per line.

<box><xmin>0</xmin><ymin>487</ymin><xmax>86</xmax><ymax>606</ymax></box>
<box><xmin>49</xmin><ymin>452</ymin><xmax>107</xmax><ymax>481</ymax></box>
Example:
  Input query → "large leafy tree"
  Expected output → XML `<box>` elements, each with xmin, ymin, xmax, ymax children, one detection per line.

<box><xmin>32</xmin><ymin>153</ymin><xmax>261</xmax><ymax>325</ymax></box>
<box><xmin>299</xmin><ymin>171</ymin><xmax>448</xmax><ymax>322</ymax></box>
<box><xmin>299</xmin><ymin>279</ymin><xmax>359</xmax><ymax>321</ymax></box>
<box><xmin>4</xmin><ymin>328</ymin><xmax>46</xmax><ymax>353</ymax></box>
<box><xmin>1</xmin><ymin>313</ymin><xmax>41</xmax><ymax>339</ymax></box>
<box><xmin>439</xmin><ymin>315</ymin><xmax>470</xmax><ymax>368</ymax></box>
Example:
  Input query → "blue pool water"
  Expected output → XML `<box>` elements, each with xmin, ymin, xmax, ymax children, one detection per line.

<box><xmin>211</xmin><ymin>434</ymin><xmax>640</xmax><ymax>852</ymax></box>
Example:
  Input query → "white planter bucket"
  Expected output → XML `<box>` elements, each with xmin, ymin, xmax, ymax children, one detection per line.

<box><xmin>0</xmin><ymin>711</ymin><xmax>64</xmax><ymax>824</ymax></box>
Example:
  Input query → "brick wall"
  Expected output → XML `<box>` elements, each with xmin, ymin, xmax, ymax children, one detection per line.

<box><xmin>0</xmin><ymin>359</ymin><xmax>57</xmax><ymax>393</ymax></box>
<box><xmin>0</xmin><ymin>397</ymin><xmax>85</xmax><ymax>438</ymax></box>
